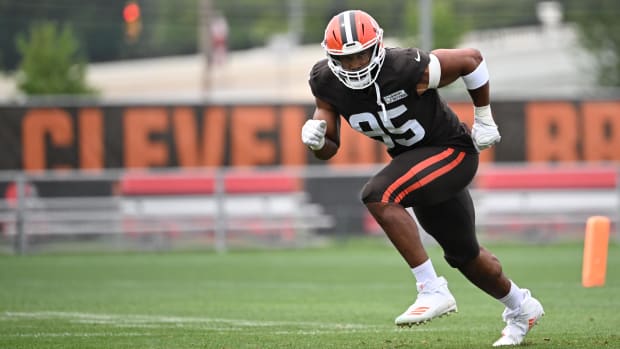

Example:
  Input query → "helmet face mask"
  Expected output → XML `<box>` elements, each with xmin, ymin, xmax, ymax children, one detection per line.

<box><xmin>322</xmin><ymin>10</ymin><xmax>385</xmax><ymax>90</ymax></box>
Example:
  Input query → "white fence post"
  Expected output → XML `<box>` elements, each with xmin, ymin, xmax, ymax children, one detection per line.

<box><xmin>14</xmin><ymin>173</ymin><xmax>27</xmax><ymax>255</ymax></box>
<box><xmin>617</xmin><ymin>167</ymin><xmax>620</xmax><ymax>241</ymax></box>
<box><xmin>214</xmin><ymin>169</ymin><xmax>227</xmax><ymax>253</ymax></box>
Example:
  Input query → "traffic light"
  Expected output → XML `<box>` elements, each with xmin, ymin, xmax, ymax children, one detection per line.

<box><xmin>123</xmin><ymin>1</ymin><xmax>141</xmax><ymax>43</ymax></box>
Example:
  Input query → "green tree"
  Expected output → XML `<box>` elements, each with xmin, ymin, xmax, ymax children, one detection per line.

<box><xmin>15</xmin><ymin>21</ymin><xmax>96</xmax><ymax>95</ymax></box>
<box><xmin>567</xmin><ymin>0</ymin><xmax>620</xmax><ymax>86</ymax></box>
<box><xmin>403</xmin><ymin>0</ymin><xmax>468</xmax><ymax>49</ymax></box>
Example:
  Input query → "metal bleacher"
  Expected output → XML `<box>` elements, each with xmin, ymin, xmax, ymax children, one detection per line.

<box><xmin>472</xmin><ymin>165</ymin><xmax>620</xmax><ymax>241</ymax></box>
<box><xmin>0</xmin><ymin>169</ymin><xmax>334</xmax><ymax>254</ymax></box>
<box><xmin>1</xmin><ymin>164</ymin><xmax>618</xmax><ymax>254</ymax></box>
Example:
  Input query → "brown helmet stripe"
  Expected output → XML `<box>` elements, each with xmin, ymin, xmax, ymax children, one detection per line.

<box><xmin>338</xmin><ymin>10</ymin><xmax>358</xmax><ymax>46</ymax></box>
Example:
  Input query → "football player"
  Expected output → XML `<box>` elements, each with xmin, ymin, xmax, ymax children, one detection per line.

<box><xmin>302</xmin><ymin>9</ymin><xmax>544</xmax><ymax>347</ymax></box>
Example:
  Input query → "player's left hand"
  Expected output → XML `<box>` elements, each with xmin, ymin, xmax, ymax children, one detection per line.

<box><xmin>471</xmin><ymin>105</ymin><xmax>501</xmax><ymax>151</ymax></box>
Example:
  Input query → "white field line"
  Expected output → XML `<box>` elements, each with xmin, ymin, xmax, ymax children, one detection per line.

<box><xmin>1</xmin><ymin>311</ymin><xmax>426</xmax><ymax>335</ymax></box>
<box><xmin>4</xmin><ymin>332</ymin><xmax>149</xmax><ymax>338</ymax></box>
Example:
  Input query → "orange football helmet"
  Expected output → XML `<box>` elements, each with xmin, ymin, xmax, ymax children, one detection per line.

<box><xmin>322</xmin><ymin>10</ymin><xmax>385</xmax><ymax>89</ymax></box>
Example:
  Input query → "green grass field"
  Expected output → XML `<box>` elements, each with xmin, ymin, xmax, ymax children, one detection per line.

<box><xmin>0</xmin><ymin>238</ymin><xmax>618</xmax><ymax>349</ymax></box>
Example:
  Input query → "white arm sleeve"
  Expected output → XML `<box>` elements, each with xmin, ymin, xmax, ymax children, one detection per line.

<box><xmin>427</xmin><ymin>54</ymin><xmax>441</xmax><ymax>89</ymax></box>
<box><xmin>462</xmin><ymin>59</ymin><xmax>489</xmax><ymax>90</ymax></box>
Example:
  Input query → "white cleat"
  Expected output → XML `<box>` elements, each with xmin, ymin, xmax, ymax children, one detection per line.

<box><xmin>492</xmin><ymin>289</ymin><xmax>544</xmax><ymax>346</ymax></box>
<box><xmin>395</xmin><ymin>276</ymin><xmax>457</xmax><ymax>327</ymax></box>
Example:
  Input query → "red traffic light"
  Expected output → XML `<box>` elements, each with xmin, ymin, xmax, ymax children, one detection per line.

<box><xmin>123</xmin><ymin>2</ymin><xmax>141</xmax><ymax>23</ymax></box>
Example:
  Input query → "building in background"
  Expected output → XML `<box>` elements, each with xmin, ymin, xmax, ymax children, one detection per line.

<box><xmin>0</xmin><ymin>4</ymin><xmax>610</xmax><ymax>103</ymax></box>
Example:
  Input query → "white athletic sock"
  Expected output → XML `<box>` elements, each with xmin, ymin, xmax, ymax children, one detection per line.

<box><xmin>411</xmin><ymin>259</ymin><xmax>438</xmax><ymax>284</ymax></box>
<box><xmin>499</xmin><ymin>280</ymin><xmax>525</xmax><ymax>310</ymax></box>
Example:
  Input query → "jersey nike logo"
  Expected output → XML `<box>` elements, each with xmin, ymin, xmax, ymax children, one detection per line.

<box><xmin>414</xmin><ymin>50</ymin><xmax>420</xmax><ymax>62</ymax></box>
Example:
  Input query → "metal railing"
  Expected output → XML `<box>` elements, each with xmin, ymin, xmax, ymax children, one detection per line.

<box><xmin>0</xmin><ymin>163</ymin><xmax>618</xmax><ymax>254</ymax></box>
<box><xmin>0</xmin><ymin>168</ymin><xmax>335</xmax><ymax>254</ymax></box>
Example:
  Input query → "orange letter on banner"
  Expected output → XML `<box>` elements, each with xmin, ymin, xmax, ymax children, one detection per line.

<box><xmin>79</xmin><ymin>108</ymin><xmax>104</xmax><ymax>170</ymax></box>
<box><xmin>525</xmin><ymin>102</ymin><xmax>578</xmax><ymax>162</ymax></box>
<box><xmin>172</xmin><ymin>107</ymin><xmax>199</xmax><ymax>167</ymax></box>
<box><xmin>280</xmin><ymin>106</ymin><xmax>306</xmax><ymax>166</ymax></box>
<box><xmin>172</xmin><ymin>106</ymin><xmax>226</xmax><ymax>168</ymax></box>
<box><xmin>231</xmin><ymin>106</ymin><xmax>276</xmax><ymax>166</ymax></box>
<box><xmin>449</xmin><ymin>102</ymin><xmax>494</xmax><ymax>163</ymax></box>
<box><xmin>22</xmin><ymin>108</ymin><xmax>73</xmax><ymax>171</ymax></box>
<box><xmin>202</xmin><ymin>107</ymin><xmax>226</xmax><ymax>167</ymax></box>
<box><xmin>582</xmin><ymin>101</ymin><xmax>620</xmax><ymax>161</ymax></box>
<box><xmin>124</xmin><ymin>108</ymin><xmax>169</xmax><ymax>168</ymax></box>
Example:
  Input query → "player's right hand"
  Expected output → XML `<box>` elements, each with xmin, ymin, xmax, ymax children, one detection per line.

<box><xmin>301</xmin><ymin>119</ymin><xmax>327</xmax><ymax>150</ymax></box>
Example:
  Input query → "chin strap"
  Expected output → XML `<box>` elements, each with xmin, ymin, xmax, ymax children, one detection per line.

<box><xmin>374</xmin><ymin>82</ymin><xmax>388</xmax><ymax>123</ymax></box>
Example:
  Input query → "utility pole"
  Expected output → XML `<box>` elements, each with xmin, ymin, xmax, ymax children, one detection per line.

<box><xmin>288</xmin><ymin>0</ymin><xmax>303</xmax><ymax>45</ymax></box>
<box><xmin>198</xmin><ymin>0</ymin><xmax>213</xmax><ymax>93</ymax></box>
<box><xmin>419</xmin><ymin>0</ymin><xmax>433</xmax><ymax>51</ymax></box>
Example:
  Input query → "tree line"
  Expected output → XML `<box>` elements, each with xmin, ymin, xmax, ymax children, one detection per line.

<box><xmin>1</xmin><ymin>0</ymin><xmax>618</xmax><ymax>95</ymax></box>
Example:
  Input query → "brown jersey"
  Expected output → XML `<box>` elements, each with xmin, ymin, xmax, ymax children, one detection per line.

<box><xmin>309</xmin><ymin>47</ymin><xmax>477</xmax><ymax>158</ymax></box>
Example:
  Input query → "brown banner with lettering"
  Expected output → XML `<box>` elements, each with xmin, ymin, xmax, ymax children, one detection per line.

<box><xmin>0</xmin><ymin>100</ymin><xmax>618</xmax><ymax>171</ymax></box>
